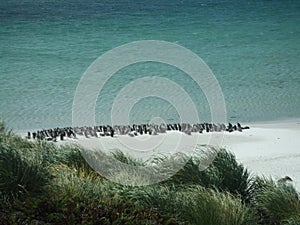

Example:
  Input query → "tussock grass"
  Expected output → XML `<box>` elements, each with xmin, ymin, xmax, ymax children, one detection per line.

<box><xmin>49</xmin><ymin>163</ymin><xmax>180</xmax><ymax>224</ymax></box>
<box><xmin>112</xmin><ymin>149</ymin><xmax>145</xmax><ymax>166</ymax></box>
<box><xmin>51</xmin><ymin>165</ymin><xmax>103</xmax><ymax>203</ymax></box>
<box><xmin>136</xmin><ymin>185</ymin><xmax>257</xmax><ymax>225</ymax></box>
<box><xmin>0</xmin><ymin>135</ymin><xmax>50</xmax><ymax>199</ymax></box>
<box><xmin>248</xmin><ymin>177</ymin><xmax>300</xmax><ymax>224</ymax></box>
<box><xmin>147</xmin><ymin>147</ymin><xmax>250</xmax><ymax>200</ymax></box>
<box><xmin>108</xmin><ymin>147</ymin><xmax>250</xmax><ymax>196</ymax></box>
<box><xmin>1</xmin><ymin>119</ymin><xmax>299</xmax><ymax>224</ymax></box>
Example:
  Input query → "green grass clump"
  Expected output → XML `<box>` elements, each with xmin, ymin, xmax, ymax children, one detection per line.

<box><xmin>248</xmin><ymin>177</ymin><xmax>300</xmax><ymax>224</ymax></box>
<box><xmin>160</xmin><ymin>147</ymin><xmax>250</xmax><ymax>200</ymax></box>
<box><xmin>0</xmin><ymin>135</ymin><xmax>50</xmax><ymax>199</ymax></box>
<box><xmin>112</xmin><ymin>150</ymin><xmax>145</xmax><ymax>166</ymax></box>
<box><xmin>136</xmin><ymin>185</ymin><xmax>256</xmax><ymax>225</ymax></box>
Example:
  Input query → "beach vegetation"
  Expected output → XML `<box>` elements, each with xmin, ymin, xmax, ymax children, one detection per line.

<box><xmin>161</xmin><ymin>147</ymin><xmax>250</xmax><ymax>200</ymax></box>
<box><xmin>247</xmin><ymin>177</ymin><xmax>300</xmax><ymax>224</ymax></box>
<box><xmin>0</xmin><ymin>135</ymin><xmax>50</xmax><ymax>200</ymax></box>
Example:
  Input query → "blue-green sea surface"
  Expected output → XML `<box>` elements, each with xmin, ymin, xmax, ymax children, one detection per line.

<box><xmin>1</xmin><ymin>0</ymin><xmax>300</xmax><ymax>131</ymax></box>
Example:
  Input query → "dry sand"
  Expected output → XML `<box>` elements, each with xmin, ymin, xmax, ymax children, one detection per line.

<box><xmin>57</xmin><ymin>119</ymin><xmax>300</xmax><ymax>190</ymax></box>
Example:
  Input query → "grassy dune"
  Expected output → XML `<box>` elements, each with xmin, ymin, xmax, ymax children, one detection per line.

<box><xmin>0</xmin><ymin>120</ymin><xmax>299</xmax><ymax>225</ymax></box>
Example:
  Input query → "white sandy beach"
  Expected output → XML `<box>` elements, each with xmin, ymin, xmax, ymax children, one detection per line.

<box><xmin>221</xmin><ymin>120</ymin><xmax>300</xmax><ymax>190</ymax></box>
<box><xmin>53</xmin><ymin>119</ymin><xmax>300</xmax><ymax>190</ymax></box>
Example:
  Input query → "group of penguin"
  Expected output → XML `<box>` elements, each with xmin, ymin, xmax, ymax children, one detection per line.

<box><xmin>27</xmin><ymin>122</ymin><xmax>249</xmax><ymax>141</ymax></box>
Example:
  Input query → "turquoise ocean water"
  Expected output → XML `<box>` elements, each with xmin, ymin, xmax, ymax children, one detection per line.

<box><xmin>1</xmin><ymin>0</ymin><xmax>300</xmax><ymax>132</ymax></box>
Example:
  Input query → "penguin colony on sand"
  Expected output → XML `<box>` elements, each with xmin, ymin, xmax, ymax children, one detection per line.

<box><xmin>26</xmin><ymin>122</ymin><xmax>250</xmax><ymax>142</ymax></box>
